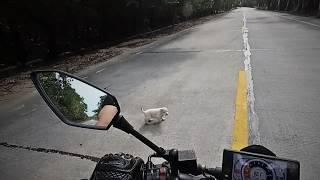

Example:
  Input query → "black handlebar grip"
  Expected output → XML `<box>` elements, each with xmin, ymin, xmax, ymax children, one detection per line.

<box><xmin>206</xmin><ymin>167</ymin><xmax>222</xmax><ymax>179</ymax></box>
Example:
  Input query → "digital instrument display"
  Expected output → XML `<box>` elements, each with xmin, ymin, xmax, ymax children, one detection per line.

<box><xmin>222</xmin><ymin>149</ymin><xmax>300</xmax><ymax>180</ymax></box>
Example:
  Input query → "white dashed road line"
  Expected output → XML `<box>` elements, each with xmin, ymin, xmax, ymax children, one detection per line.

<box><xmin>95</xmin><ymin>68</ymin><xmax>105</xmax><ymax>74</ymax></box>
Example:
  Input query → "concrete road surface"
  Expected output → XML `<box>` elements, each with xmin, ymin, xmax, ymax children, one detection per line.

<box><xmin>245</xmin><ymin>8</ymin><xmax>320</xmax><ymax>179</ymax></box>
<box><xmin>0</xmin><ymin>7</ymin><xmax>320</xmax><ymax>179</ymax></box>
<box><xmin>0</xmin><ymin>9</ymin><xmax>243</xmax><ymax>179</ymax></box>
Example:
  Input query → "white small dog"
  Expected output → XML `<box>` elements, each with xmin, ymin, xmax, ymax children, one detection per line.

<box><xmin>141</xmin><ymin>107</ymin><xmax>169</xmax><ymax>125</ymax></box>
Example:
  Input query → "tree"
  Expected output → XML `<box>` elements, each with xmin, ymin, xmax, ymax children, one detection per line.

<box><xmin>1</xmin><ymin>0</ymin><xmax>243</xmax><ymax>69</ymax></box>
<box><xmin>257</xmin><ymin>0</ymin><xmax>320</xmax><ymax>14</ymax></box>
<box><xmin>91</xmin><ymin>95</ymin><xmax>108</xmax><ymax>119</ymax></box>
<box><xmin>40</xmin><ymin>72</ymin><xmax>89</xmax><ymax>122</ymax></box>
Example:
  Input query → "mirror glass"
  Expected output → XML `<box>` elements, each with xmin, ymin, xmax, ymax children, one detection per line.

<box><xmin>37</xmin><ymin>72</ymin><xmax>118</xmax><ymax>129</ymax></box>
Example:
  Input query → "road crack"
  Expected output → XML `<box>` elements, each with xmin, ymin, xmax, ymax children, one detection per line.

<box><xmin>0</xmin><ymin>142</ymin><xmax>100</xmax><ymax>162</ymax></box>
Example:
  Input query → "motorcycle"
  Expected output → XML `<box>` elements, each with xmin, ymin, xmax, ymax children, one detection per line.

<box><xmin>30</xmin><ymin>70</ymin><xmax>300</xmax><ymax>180</ymax></box>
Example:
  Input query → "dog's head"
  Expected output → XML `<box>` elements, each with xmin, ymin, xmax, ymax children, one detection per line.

<box><xmin>160</xmin><ymin>107</ymin><xmax>169</xmax><ymax>116</ymax></box>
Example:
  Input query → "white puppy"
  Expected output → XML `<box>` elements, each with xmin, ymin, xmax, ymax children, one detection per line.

<box><xmin>141</xmin><ymin>107</ymin><xmax>168</xmax><ymax>125</ymax></box>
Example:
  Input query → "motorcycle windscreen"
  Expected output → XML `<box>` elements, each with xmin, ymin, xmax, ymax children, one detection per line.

<box><xmin>222</xmin><ymin>149</ymin><xmax>300</xmax><ymax>180</ymax></box>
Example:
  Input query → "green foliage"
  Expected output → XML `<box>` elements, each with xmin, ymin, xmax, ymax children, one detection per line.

<box><xmin>40</xmin><ymin>73</ymin><xmax>89</xmax><ymax>122</ymax></box>
<box><xmin>91</xmin><ymin>95</ymin><xmax>108</xmax><ymax>119</ymax></box>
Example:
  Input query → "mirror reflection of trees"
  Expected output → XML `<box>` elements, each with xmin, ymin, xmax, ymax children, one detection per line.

<box><xmin>40</xmin><ymin>72</ymin><xmax>89</xmax><ymax>122</ymax></box>
<box><xmin>92</xmin><ymin>95</ymin><xmax>108</xmax><ymax>119</ymax></box>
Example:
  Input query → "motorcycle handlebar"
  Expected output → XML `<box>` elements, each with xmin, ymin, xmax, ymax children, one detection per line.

<box><xmin>205</xmin><ymin>167</ymin><xmax>222</xmax><ymax>179</ymax></box>
<box><xmin>144</xmin><ymin>165</ymin><xmax>222</xmax><ymax>180</ymax></box>
<box><xmin>173</xmin><ymin>166</ymin><xmax>222</xmax><ymax>180</ymax></box>
<box><xmin>178</xmin><ymin>173</ymin><xmax>213</xmax><ymax>180</ymax></box>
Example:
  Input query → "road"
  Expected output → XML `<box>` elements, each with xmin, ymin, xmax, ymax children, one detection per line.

<box><xmin>246</xmin><ymin>9</ymin><xmax>320</xmax><ymax>179</ymax></box>
<box><xmin>0</xmin><ymin>7</ymin><xmax>319</xmax><ymax>179</ymax></box>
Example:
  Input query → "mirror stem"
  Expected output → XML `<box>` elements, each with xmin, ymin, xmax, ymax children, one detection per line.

<box><xmin>130</xmin><ymin>128</ymin><xmax>166</xmax><ymax>155</ymax></box>
<box><xmin>113</xmin><ymin>115</ymin><xmax>166</xmax><ymax>155</ymax></box>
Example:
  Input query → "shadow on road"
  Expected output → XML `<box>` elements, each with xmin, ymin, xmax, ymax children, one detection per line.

<box><xmin>138</xmin><ymin>123</ymin><xmax>163</xmax><ymax>136</ymax></box>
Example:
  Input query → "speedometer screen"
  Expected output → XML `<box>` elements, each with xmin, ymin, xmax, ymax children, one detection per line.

<box><xmin>232</xmin><ymin>153</ymin><xmax>287</xmax><ymax>180</ymax></box>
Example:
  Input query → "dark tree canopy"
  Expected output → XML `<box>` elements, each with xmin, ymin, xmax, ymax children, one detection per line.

<box><xmin>0</xmin><ymin>0</ymin><xmax>239</xmax><ymax>70</ymax></box>
<box><xmin>256</xmin><ymin>0</ymin><xmax>320</xmax><ymax>14</ymax></box>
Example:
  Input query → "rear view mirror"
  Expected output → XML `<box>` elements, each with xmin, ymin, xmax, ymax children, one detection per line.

<box><xmin>31</xmin><ymin>70</ymin><xmax>120</xmax><ymax>130</ymax></box>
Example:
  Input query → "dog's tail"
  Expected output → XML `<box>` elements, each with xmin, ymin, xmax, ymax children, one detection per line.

<box><xmin>141</xmin><ymin>107</ymin><xmax>144</xmax><ymax>112</ymax></box>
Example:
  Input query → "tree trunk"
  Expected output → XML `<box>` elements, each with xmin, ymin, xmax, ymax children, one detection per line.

<box><xmin>267</xmin><ymin>0</ymin><xmax>272</xmax><ymax>9</ymax></box>
<box><xmin>301</xmin><ymin>0</ymin><xmax>305</xmax><ymax>12</ymax></box>
<box><xmin>318</xmin><ymin>0</ymin><xmax>320</xmax><ymax>16</ymax></box>
<box><xmin>285</xmin><ymin>0</ymin><xmax>290</xmax><ymax>11</ymax></box>
<box><xmin>295</xmin><ymin>0</ymin><xmax>302</xmax><ymax>11</ymax></box>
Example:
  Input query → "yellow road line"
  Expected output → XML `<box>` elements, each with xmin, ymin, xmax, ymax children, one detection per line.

<box><xmin>232</xmin><ymin>71</ymin><xmax>249</xmax><ymax>150</ymax></box>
